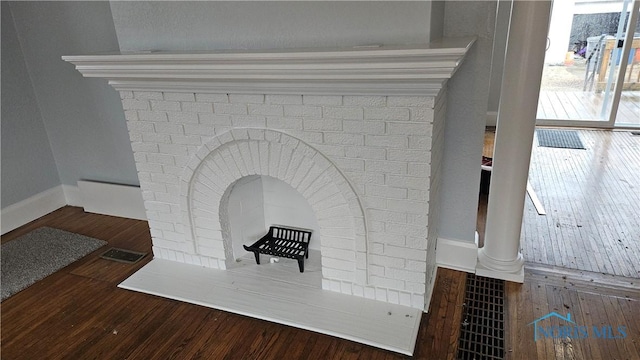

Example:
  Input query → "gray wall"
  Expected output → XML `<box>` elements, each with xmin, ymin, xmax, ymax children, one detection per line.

<box><xmin>3</xmin><ymin>1</ymin><xmax>494</xmax><ymax>248</ymax></box>
<box><xmin>439</xmin><ymin>1</ymin><xmax>497</xmax><ymax>243</ymax></box>
<box><xmin>8</xmin><ymin>1</ymin><xmax>139</xmax><ymax>188</ymax></box>
<box><xmin>1</xmin><ymin>2</ymin><xmax>60</xmax><ymax>207</ymax></box>
<box><xmin>110</xmin><ymin>1</ymin><xmax>433</xmax><ymax>51</ymax></box>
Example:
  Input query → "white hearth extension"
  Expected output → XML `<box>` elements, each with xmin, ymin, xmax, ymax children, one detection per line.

<box><xmin>64</xmin><ymin>38</ymin><xmax>473</xmax><ymax>355</ymax></box>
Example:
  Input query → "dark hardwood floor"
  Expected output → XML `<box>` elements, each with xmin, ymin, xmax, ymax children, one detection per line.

<box><xmin>2</xmin><ymin>206</ymin><xmax>639</xmax><ymax>359</ymax></box>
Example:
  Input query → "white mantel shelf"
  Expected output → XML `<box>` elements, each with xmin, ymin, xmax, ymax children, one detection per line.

<box><xmin>62</xmin><ymin>37</ymin><xmax>475</xmax><ymax>96</ymax></box>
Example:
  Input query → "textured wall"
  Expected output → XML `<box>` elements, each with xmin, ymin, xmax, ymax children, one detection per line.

<box><xmin>1</xmin><ymin>3</ymin><xmax>60</xmax><ymax>207</ymax></box>
<box><xmin>110</xmin><ymin>2</ymin><xmax>433</xmax><ymax>52</ymax></box>
<box><xmin>439</xmin><ymin>1</ymin><xmax>497</xmax><ymax>243</ymax></box>
<box><xmin>7</xmin><ymin>2</ymin><xmax>139</xmax><ymax>188</ymax></box>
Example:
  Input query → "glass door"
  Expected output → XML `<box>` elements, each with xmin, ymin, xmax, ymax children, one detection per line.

<box><xmin>537</xmin><ymin>0</ymin><xmax>639</xmax><ymax>128</ymax></box>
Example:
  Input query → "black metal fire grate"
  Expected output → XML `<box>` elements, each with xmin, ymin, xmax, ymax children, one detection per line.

<box><xmin>457</xmin><ymin>274</ymin><xmax>506</xmax><ymax>360</ymax></box>
<box><xmin>100</xmin><ymin>248</ymin><xmax>147</xmax><ymax>264</ymax></box>
<box><xmin>243</xmin><ymin>226</ymin><xmax>311</xmax><ymax>272</ymax></box>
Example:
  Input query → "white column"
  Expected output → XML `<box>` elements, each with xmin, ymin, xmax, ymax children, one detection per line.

<box><xmin>477</xmin><ymin>0</ymin><xmax>552</xmax><ymax>282</ymax></box>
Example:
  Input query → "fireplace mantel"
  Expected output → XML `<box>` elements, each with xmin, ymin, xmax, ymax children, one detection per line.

<box><xmin>62</xmin><ymin>37</ymin><xmax>474</xmax><ymax>96</ymax></box>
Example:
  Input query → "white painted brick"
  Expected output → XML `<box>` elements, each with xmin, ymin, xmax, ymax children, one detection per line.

<box><xmin>399</xmin><ymin>292</ymin><xmax>412</xmax><ymax>307</ymax></box>
<box><xmin>184</xmin><ymin>124</ymin><xmax>215</xmax><ymax>136</ymax></box>
<box><xmin>266</xmin><ymin>117</ymin><xmax>303</xmax><ymax>130</ymax></box>
<box><xmin>137</xmin><ymin>111</ymin><xmax>168</xmax><ymax>122</ymax></box>
<box><xmin>320</xmin><ymin>236</ymin><xmax>354</xmax><ymax>250</ymax></box>
<box><xmin>134</xmin><ymin>91</ymin><xmax>163</xmax><ymax>100</ymax></box>
<box><xmin>386</xmin><ymin>199</ymin><xmax>428</xmax><ymax>214</ymax></box>
<box><xmin>135</xmin><ymin>161</ymin><xmax>162</xmax><ymax>172</ymax></box>
<box><xmin>387</xmin><ymin>96</ymin><xmax>434</xmax><ymax>108</ymax></box>
<box><xmin>366</xmin><ymin>185</ymin><xmax>406</xmax><ymax>200</ymax></box>
<box><xmin>408</xmin><ymin>135</ymin><xmax>431</xmax><ymax>150</ymax></box>
<box><xmin>165</xmin><ymin>112</ymin><xmax>197</xmax><ymax>124</ymax></box>
<box><xmin>148</xmin><ymin>220</ymin><xmax>175</xmax><ymax>231</ymax></box>
<box><xmin>322</xmin><ymin>268</ymin><xmax>353</xmax><ymax>282</ymax></box>
<box><xmin>198</xmin><ymin>114</ymin><xmax>232</xmax><ymax>126</ymax></box>
<box><xmin>385</xmin><ymin>245</ymin><xmax>426</xmax><ymax>261</ymax></box>
<box><xmin>408</xmin><ymin>189</ymin><xmax>429</xmax><ymax>201</ymax></box>
<box><xmin>370</xmin><ymin>254</ymin><xmax>405</xmax><ymax>268</ymax></box>
<box><xmin>369</xmin><ymin>220</ymin><xmax>385</xmax><ymax>233</ymax></box>
<box><xmin>231</xmin><ymin>115</ymin><xmax>266</xmax><ymax>127</ymax></box>
<box><xmin>303</xmin><ymin>95</ymin><xmax>342</xmax><ymax>105</ymax></box>
<box><xmin>370</xmin><ymin>276</ymin><xmax>404</xmax><ymax>290</ymax></box>
<box><xmin>343</xmin><ymin>96</ymin><xmax>386</xmax><ymax>107</ymax></box>
<box><xmin>131</xmin><ymin>142</ymin><xmax>159</xmax><ymax>153</ymax></box>
<box><xmin>406</xmin><ymin>236</ymin><xmax>427</xmax><ymax>249</ymax></box>
<box><xmin>407</xmin><ymin>213</ymin><xmax>428</xmax><ymax>226</ymax></box>
<box><xmin>370</xmin><ymin>232</ymin><xmax>405</xmax><ymax>246</ymax></box>
<box><xmin>345</xmin><ymin>146</ymin><xmax>385</xmax><ymax>160</ymax></box>
<box><xmin>388</xmin><ymin>149</ymin><xmax>428</xmax><ymax>162</ymax></box>
<box><xmin>164</xmin><ymin>92</ymin><xmax>195</xmax><ymax>102</ymax></box>
<box><xmin>364</xmin><ymin>135</ymin><xmax>408</xmax><ymax>148</ymax></box>
<box><xmin>364</xmin><ymin>287</ymin><xmax>376</xmax><ymax>299</ymax></box>
<box><xmin>196</xmin><ymin>93</ymin><xmax>228</xmax><ymax>103</ymax></box>
<box><xmin>365</xmin><ymin>160</ymin><xmax>407</xmax><ymax>174</ymax></box>
<box><xmin>303</xmin><ymin>118</ymin><xmax>342</xmax><ymax>131</ymax></box>
<box><xmin>412</xmin><ymin>294</ymin><xmax>425</xmax><ymax>310</ymax></box>
<box><xmin>182</xmin><ymin>102</ymin><xmax>213</xmax><ymax>113</ymax></box>
<box><xmin>265</xmin><ymin>95</ymin><xmax>302</xmax><ymax>104</ymax></box>
<box><xmin>368</xmin><ymin>209</ymin><xmax>407</xmax><ymax>223</ymax></box>
<box><xmin>406</xmin><ymin>259</ymin><xmax>427</xmax><ymax>272</ymax></box>
<box><xmin>129</xmin><ymin>132</ymin><xmax>143</xmax><ymax>142</ymax></box>
<box><xmin>313</xmin><ymin>144</ymin><xmax>344</xmax><ymax>158</ymax></box>
<box><xmin>386</xmin><ymin>122</ymin><xmax>431</xmax><ymax>136</ymax></box>
<box><xmin>387</xmin><ymin>268</ymin><xmax>425</xmax><ymax>284</ymax></box>
<box><xmin>122</xmin><ymin>99</ymin><xmax>149</xmax><ymax>110</ymax></box>
<box><xmin>386</xmin><ymin>175</ymin><xmax>427</xmax><ymax>190</ymax></box>
<box><xmin>142</xmin><ymin>133</ymin><xmax>171</xmax><ymax>144</ymax></box>
<box><xmin>147</xmin><ymin>153</ymin><xmax>176</xmax><ymax>165</ymax></box>
<box><xmin>409</xmin><ymin>108</ymin><xmax>434</xmax><ymax>122</ymax></box>
<box><xmin>387</xmin><ymin>290</ymin><xmax>400</xmax><ymax>304</ymax></box>
<box><xmin>120</xmin><ymin>91</ymin><xmax>133</xmax><ymax>99</ymax></box>
<box><xmin>154</xmin><ymin>123</ymin><xmax>184</xmax><ymax>134</ymax></box>
<box><xmin>127</xmin><ymin>121</ymin><xmax>154</xmax><ymax>133</ymax></box>
<box><xmin>323</xmin><ymin>133</ymin><xmax>363</xmax><ymax>146</ymax></box>
<box><xmin>171</xmin><ymin>135</ymin><xmax>202</xmax><ymax>146</ymax></box>
<box><xmin>407</xmin><ymin>282</ymin><xmax>426</xmax><ymax>294</ymax></box>
<box><xmin>323</xmin><ymin>106</ymin><xmax>363</xmax><ymax>120</ymax></box>
<box><xmin>364</xmin><ymin>107</ymin><xmax>410</xmax><ymax>121</ymax></box>
<box><xmin>284</xmin><ymin>104</ymin><xmax>322</xmax><ymax>118</ymax></box>
<box><xmin>214</xmin><ymin>103</ymin><xmax>247</xmax><ymax>115</ymax></box>
<box><xmin>229</xmin><ymin>94</ymin><xmax>264</xmax><ymax>103</ymax></box>
<box><xmin>333</xmin><ymin>158</ymin><xmax>364</xmax><ymax>172</ymax></box>
<box><xmin>342</xmin><ymin>120</ymin><xmax>385</xmax><ymax>135</ymax></box>
<box><xmin>386</xmin><ymin>223</ymin><xmax>426</xmax><ymax>238</ymax></box>
<box><xmin>322</xmin><ymin>248</ymin><xmax>355</xmax><ymax>261</ymax></box>
<box><xmin>124</xmin><ymin>110</ymin><xmax>138</xmax><ymax>121</ymax></box>
<box><xmin>292</xmin><ymin>131</ymin><xmax>322</xmax><ymax>144</ymax></box>
<box><xmin>408</xmin><ymin>163</ymin><xmax>430</xmax><ymax>177</ymax></box>
<box><xmin>150</xmin><ymin>100</ymin><xmax>181</xmax><ymax>112</ymax></box>
<box><xmin>247</xmin><ymin>104</ymin><xmax>282</xmax><ymax>116</ymax></box>
<box><xmin>340</xmin><ymin>282</ymin><xmax>353</xmax><ymax>295</ymax></box>
<box><xmin>375</xmin><ymin>288</ymin><xmax>388</xmax><ymax>302</ymax></box>
<box><xmin>322</xmin><ymin>257</ymin><xmax>355</xmax><ymax>272</ymax></box>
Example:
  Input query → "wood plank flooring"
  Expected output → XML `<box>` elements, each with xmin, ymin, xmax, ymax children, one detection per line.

<box><xmin>537</xmin><ymin>91</ymin><xmax>640</xmax><ymax>125</ymax></box>
<box><xmin>3</xmin><ymin>206</ymin><xmax>639</xmax><ymax>359</ymax></box>
<box><xmin>523</xmin><ymin>129</ymin><xmax>640</xmax><ymax>279</ymax></box>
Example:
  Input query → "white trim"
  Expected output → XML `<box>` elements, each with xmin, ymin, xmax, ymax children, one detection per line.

<box><xmin>62</xmin><ymin>184</ymin><xmax>82</xmax><ymax>207</ymax></box>
<box><xmin>62</xmin><ymin>38</ymin><xmax>475</xmax><ymax>96</ymax></box>
<box><xmin>1</xmin><ymin>185</ymin><xmax>67</xmax><ymax>235</ymax></box>
<box><xmin>423</xmin><ymin>266</ymin><xmax>438</xmax><ymax>313</ymax></box>
<box><xmin>435</xmin><ymin>234</ymin><xmax>479</xmax><ymax>273</ymax></box>
<box><xmin>486</xmin><ymin>111</ymin><xmax>498</xmax><ymax>127</ymax></box>
<box><xmin>77</xmin><ymin>180</ymin><xmax>146</xmax><ymax>221</ymax></box>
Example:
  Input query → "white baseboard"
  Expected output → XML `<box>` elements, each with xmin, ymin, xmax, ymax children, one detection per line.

<box><xmin>436</xmin><ymin>233</ymin><xmax>479</xmax><ymax>273</ymax></box>
<box><xmin>77</xmin><ymin>180</ymin><xmax>146</xmax><ymax>221</ymax></box>
<box><xmin>1</xmin><ymin>185</ymin><xmax>67</xmax><ymax>235</ymax></box>
<box><xmin>62</xmin><ymin>184</ymin><xmax>82</xmax><ymax>207</ymax></box>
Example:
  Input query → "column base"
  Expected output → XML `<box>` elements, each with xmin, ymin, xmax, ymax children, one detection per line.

<box><xmin>476</xmin><ymin>248</ymin><xmax>525</xmax><ymax>283</ymax></box>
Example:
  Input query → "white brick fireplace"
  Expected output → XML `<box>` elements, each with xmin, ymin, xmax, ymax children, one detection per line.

<box><xmin>63</xmin><ymin>39</ymin><xmax>473</xmax><ymax>313</ymax></box>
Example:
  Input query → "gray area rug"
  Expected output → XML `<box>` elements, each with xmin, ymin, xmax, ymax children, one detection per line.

<box><xmin>1</xmin><ymin>227</ymin><xmax>107</xmax><ymax>301</ymax></box>
<box><xmin>537</xmin><ymin>129</ymin><xmax>586</xmax><ymax>149</ymax></box>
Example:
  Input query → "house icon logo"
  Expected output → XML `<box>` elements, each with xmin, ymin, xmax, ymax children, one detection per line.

<box><xmin>528</xmin><ymin>312</ymin><xmax>575</xmax><ymax>341</ymax></box>
<box><xmin>528</xmin><ymin>312</ymin><xmax>627</xmax><ymax>341</ymax></box>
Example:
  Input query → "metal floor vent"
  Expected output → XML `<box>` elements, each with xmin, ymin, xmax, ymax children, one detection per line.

<box><xmin>457</xmin><ymin>274</ymin><xmax>505</xmax><ymax>360</ymax></box>
<box><xmin>100</xmin><ymin>248</ymin><xmax>147</xmax><ymax>264</ymax></box>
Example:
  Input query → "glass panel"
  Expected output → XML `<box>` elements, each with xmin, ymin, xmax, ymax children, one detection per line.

<box><xmin>614</xmin><ymin>6</ymin><xmax>640</xmax><ymax>127</ymax></box>
<box><xmin>537</xmin><ymin>0</ymin><xmax>635</xmax><ymax>125</ymax></box>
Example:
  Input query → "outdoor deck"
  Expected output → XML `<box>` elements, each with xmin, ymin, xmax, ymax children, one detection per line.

<box><xmin>537</xmin><ymin>90</ymin><xmax>640</xmax><ymax>126</ymax></box>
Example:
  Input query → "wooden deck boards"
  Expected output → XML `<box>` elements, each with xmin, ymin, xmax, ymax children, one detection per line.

<box><xmin>537</xmin><ymin>91</ymin><xmax>640</xmax><ymax>125</ymax></box>
<box><xmin>523</xmin><ymin>129</ymin><xmax>640</xmax><ymax>278</ymax></box>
